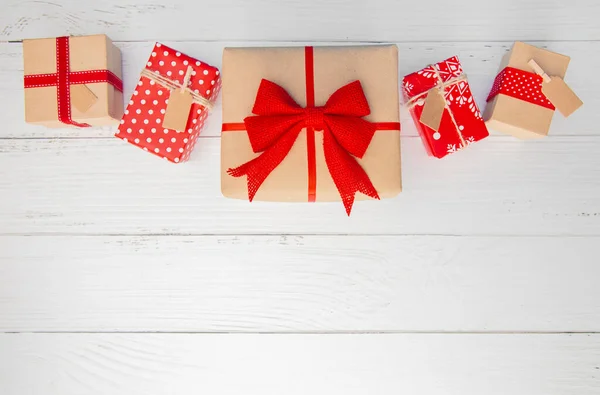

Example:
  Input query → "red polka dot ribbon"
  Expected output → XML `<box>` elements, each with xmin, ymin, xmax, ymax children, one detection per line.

<box><xmin>486</xmin><ymin>67</ymin><xmax>555</xmax><ymax>110</ymax></box>
<box><xmin>23</xmin><ymin>36</ymin><xmax>123</xmax><ymax>127</ymax></box>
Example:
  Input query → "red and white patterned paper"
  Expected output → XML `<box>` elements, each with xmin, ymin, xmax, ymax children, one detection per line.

<box><xmin>402</xmin><ymin>56</ymin><xmax>488</xmax><ymax>159</ymax></box>
<box><xmin>116</xmin><ymin>43</ymin><xmax>221</xmax><ymax>163</ymax></box>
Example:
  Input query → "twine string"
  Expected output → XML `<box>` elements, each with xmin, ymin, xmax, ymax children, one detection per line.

<box><xmin>406</xmin><ymin>67</ymin><xmax>468</xmax><ymax>147</ymax></box>
<box><xmin>140</xmin><ymin>67</ymin><xmax>214</xmax><ymax>110</ymax></box>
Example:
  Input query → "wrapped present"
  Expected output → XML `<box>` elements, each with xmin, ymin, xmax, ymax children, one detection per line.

<box><xmin>484</xmin><ymin>42</ymin><xmax>582</xmax><ymax>139</ymax></box>
<box><xmin>402</xmin><ymin>56</ymin><xmax>488</xmax><ymax>159</ymax></box>
<box><xmin>221</xmin><ymin>45</ymin><xmax>402</xmax><ymax>215</ymax></box>
<box><xmin>23</xmin><ymin>34</ymin><xmax>123</xmax><ymax>127</ymax></box>
<box><xmin>116</xmin><ymin>43</ymin><xmax>221</xmax><ymax>163</ymax></box>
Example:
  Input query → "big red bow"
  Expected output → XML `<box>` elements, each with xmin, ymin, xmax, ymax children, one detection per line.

<box><xmin>227</xmin><ymin>79</ymin><xmax>379</xmax><ymax>215</ymax></box>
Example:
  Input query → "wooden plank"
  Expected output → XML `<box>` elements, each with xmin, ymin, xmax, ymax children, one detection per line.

<box><xmin>1</xmin><ymin>235</ymin><xmax>598</xmax><ymax>332</ymax></box>
<box><xmin>1</xmin><ymin>0</ymin><xmax>600</xmax><ymax>42</ymax></box>
<box><xmin>1</xmin><ymin>136</ymin><xmax>599</xmax><ymax>236</ymax></box>
<box><xmin>1</xmin><ymin>40</ymin><xmax>595</xmax><ymax>138</ymax></box>
<box><xmin>1</xmin><ymin>333</ymin><xmax>598</xmax><ymax>394</ymax></box>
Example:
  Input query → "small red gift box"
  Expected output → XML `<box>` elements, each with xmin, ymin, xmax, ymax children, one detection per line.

<box><xmin>402</xmin><ymin>56</ymin><xmax>488</xmax><ymax>159</ymax></box>
<box><xmin>116</xmin><ymin>43</ymin><xmax>221</xmax><ymax>163</ymax></box>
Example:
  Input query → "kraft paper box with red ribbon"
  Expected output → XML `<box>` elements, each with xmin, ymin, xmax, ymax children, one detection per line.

<box><xmin>221</xmin><ymin>45</ymin><xmax>402</xmax><ymax>215</ymax></box>
<box><xmin>116</xmin><ymin>43</ymin><xmax>221</xmax><ymax>163</ymax></box>
<box><xmin>484</xmin><ymin>42</ymin><xmax>583</xmax><ymax>139</ymax></box>
<box><xmin>402</xmin><ymin>56</ymin><xmax>489</xmax><ymax>159</ymax></box>
<box><xmin>23</xmin><ymin>34</ymin><xmax>124</xmax><ymax>128</ymax></box>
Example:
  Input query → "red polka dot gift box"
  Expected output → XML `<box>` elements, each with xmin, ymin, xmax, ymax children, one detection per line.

<box><xmin>483</xmin><ymin>42</ymin><xmax>580</xmax><ymax>139</ymax></box>
<box><xmin>402</xmin><ymin>56</ymin><xmax>489</xmax><ymax>159</ymax></box>
<box><xmin>116</xmin><ymin>43</ymin><xmax>221</xmax><ymax>163</ymax></box>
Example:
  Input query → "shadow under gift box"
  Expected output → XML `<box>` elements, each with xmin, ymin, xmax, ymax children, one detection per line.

<box><xmin>23</xmin><ymin>34</ymin><xmax>123</xmax><ymax>127</ymax></box>
<box><xmin>484</xmin><ymin>41</ymin><xmax>571</xmax><ymax>139</ymax></box>
<box><xmin>220</xmin><ymin>45</ymin><xmax>402</xmax><ymax>205</ymax></box>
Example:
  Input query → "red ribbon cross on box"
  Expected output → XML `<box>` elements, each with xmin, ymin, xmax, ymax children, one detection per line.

<box><xmin>23</xmin><ymin>36</ymin><xmax>124</xmax><ymax>127</ymax></box>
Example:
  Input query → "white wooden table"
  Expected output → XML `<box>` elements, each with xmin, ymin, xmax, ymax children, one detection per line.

<box><xmin>1</xmin><ymin>1</ymin><xmax>599</xmax><ymax>394</ymax></box>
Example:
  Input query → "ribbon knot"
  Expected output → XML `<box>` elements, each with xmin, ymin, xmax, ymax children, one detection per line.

<box><xmin>227</xmin><ymin>78</ymin><xmax>380</xmax><ymax>215</ymax></box>
<box><xmin>304</xmin><ymin>106</ymin><xmax>325</xmax><ymax>130</ymax></box>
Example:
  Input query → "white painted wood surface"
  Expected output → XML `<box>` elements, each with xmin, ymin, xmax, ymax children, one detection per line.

<box><xmin>1</xmin><ymin>0</ymin><xmax>600</xmax><ymax>42</ymax></box>
<box><xmin>1</xmin><ymin>0</ymin><xmax>599</xmax><ymax>393</ymax></box>
<box><xmin>1</xmin><ymin>235</ymin><xmax>599</xmax><ymax>332</ymax></box>
<box><xmin>1</xmin><ymin>334</ymin><xmax>599</xmax><ymax>395</ymax></box>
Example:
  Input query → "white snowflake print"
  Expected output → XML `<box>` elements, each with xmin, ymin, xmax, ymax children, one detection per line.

<box><xmin>417</xmin><ymin>65</ymin><xmax>450</xmax><ymax>80</ymax></box>
<box><xmin>417</xmin><ymin>66</ymin><xmax>436</xmax><ymax>79</ymax></box>
<box><xmin>442</xmin><ymin>58</ymin><xmax>463</xmax><ymax>78</ymax></box>
<box><xmin>447</xmin><ymin>144</ymin><xmax>459</xmax><ymax>153</ymax></box>
<box><xmin>447</xmin><ymin>136</ymin><xmax>475</xmax><ymax>154</ymax></box>
<box><xmin>468</xmin><ymin>98</ymin><xmax>482</xmax><ymax>119</ymax></box>
<box><xmin>445</xmin><ymin>81</ymin><xmax>469</xmax><ymax>106</ymax></box>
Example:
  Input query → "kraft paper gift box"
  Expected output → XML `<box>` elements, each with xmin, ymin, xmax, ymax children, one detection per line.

<box><xmin>115</xmin><ymin>43</ymin><xmax>221</xmax><ymax>163</ymax></box>
<box><xmin>484</xmin><ymin>41</ymin><xmax>582</xmax><ymax>139</ymax></box>
<box><xmin>221</xmin><ymin>45</ymin><xmax>402</xmax><ymax>215</ymax></box>
<box><xmin>23</xmin><ymin>34</ymin><xmax>124</xmax><ymax>127</ymax></box>
<box><xmin>402</xmin><ymin>56</ymin><xmax>489</xmax><ymax>159</ymax></box>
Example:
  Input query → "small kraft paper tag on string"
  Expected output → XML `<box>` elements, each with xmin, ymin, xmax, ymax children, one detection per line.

<box><xmin>70</xmin><ymin>84</ymin><xmax>98</xmax><ymax>113</ymax></box>
<box><xmin>419</xmin><ymin>89</ymin><xmax>447</xmax><ymax>131</ymax></box>
<box><xmin>528</xmin><ymin>59</ymin><xmax>583</xmax><ymax>117</ymax></box>
<box><xmin>162</xmin><ymin>66</ymin><xmax>194</xmax><ymax>132</ymax></box>
<box><xmin>162</xmin><ymin>90</ymin><xmax>193</xmax><ymax>132</ymax></box>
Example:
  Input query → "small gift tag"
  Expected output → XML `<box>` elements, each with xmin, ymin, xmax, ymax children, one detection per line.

<box><xmin>528</xmin><ymin>59</ymin><xmax>583</xmax><ymax>117</ymax></box>
<box><xmin>419</xmin><ymin>89</ymin><xmax>446</xmax><ymax>132</ymax></box>
<box><xmin>162</xmin><ymin>90</ymin><xmax>193</xmax><ymax>132</ymax></box>
<box><xmin>70</xmin><ymin>84</ymin><xmax>98</xmax><ymax>113</ymax></box>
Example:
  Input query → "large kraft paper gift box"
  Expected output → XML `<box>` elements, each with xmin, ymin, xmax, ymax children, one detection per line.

<box><xmin>221</xmin><ymin>45</ymin><xmax>402</xmax><ymax>215</ymax></box>
<box><xmin>484</xmin><ymin>41</ymin><xmax>582</xmax><ymax>139</ymax></box>
<box><xmin>23</xmin><ymin>34</ymin><xmax>123</xmax><ymax>127</ymax></box>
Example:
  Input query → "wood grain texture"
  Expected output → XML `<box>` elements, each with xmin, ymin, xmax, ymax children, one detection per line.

<box><xmin>1</xmin><ymin>0</ymin><xmax>600</xmax><ymax>42</ymax></box>
<box><xmin>0</xmin><ymin>41</ymin><xmax>596</xmax><ymax>138</ymax></box>
<box><xmin>2</xmin><ymin>1</ymin><xmax>600</xmax><ymax>391</ymax></box>
<box><xmin>1</xmin><ymin>136</ymin><xmax>599</xmax><ymax>236</ymax></box>
<box><xmin>1</xmin><ymin>333</ymin><xmax>599</xmax><ymax>395</ymax></box>
<box><xmin>0</xmin><ymin>235</ymin><xmax>598</xmax><ymax>332</ymax></box>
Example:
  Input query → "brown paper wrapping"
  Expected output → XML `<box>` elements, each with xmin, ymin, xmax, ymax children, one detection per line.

<box><xmin>23</xmin><ymin>34</ymin><xmax>123</xmax><ymax>127</ymax></box>
<box><xmin>483</xmin><ymin>42</ymin><xmax>571</xmax><ymax>139</ymax></box>
<box><xmin>221</xmin><ymin>45</ymin><xmax>401</xmax><ymax>202</ymax></box>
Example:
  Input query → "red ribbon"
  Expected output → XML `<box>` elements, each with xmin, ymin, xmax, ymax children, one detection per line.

<box><xmin>227</xmin><ymin>78</ymin><xmax>384</xmax><ymax>215</ymax></box>
<box><xmin>23</xmin><ymin>36</ymin><xmax>124</xmax><ymax>127</ymax></box>
<box><xmin>487</xmin><ymin>66</ymin><xmax>555</xmax><ymax>110</ymax></box>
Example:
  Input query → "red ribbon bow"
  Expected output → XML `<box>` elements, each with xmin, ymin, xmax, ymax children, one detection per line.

<box><xmin>227</xmin><ymin>78</ymin><xmax>380</xmax><ymax>215</ymax></box>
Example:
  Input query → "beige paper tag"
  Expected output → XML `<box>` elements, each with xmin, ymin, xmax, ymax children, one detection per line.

<box><xmin>541</xmin><ymin>76</ymin><xmax>583</xmax><ymax>118</ymax></box>
<box><xmin>419</xmin><ymin>89</ymin><xmax>446</xmax><ymax>132</ymax></box>
<box><xmin>162</xmin><ymin>90</ymin><xmax>193</xmax><ymax>132</ymax></box>
<box><xmin>70</xmin><ymin>84</ymin><xmax>98</xmax><ymax>113</ymax></box>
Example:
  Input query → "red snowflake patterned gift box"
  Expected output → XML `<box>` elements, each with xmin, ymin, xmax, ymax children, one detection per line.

<box><xmin>116</xmin><ymin>43</ymin><xmax>221</xmax><ymax>163</ymax></box>
<box><xmin>402</xmin><ymin>56</ymin><xmax>488</xmax><ymax>159</ymax></box>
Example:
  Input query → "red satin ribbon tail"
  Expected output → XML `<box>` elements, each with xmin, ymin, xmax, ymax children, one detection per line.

<box><xmin>323</xmin><ymin>132</ymin><xmax>379</xmax><ymax>216</ymax></box>
<box><xmin>227</xmin><ymin>129</ymin><xmax>302</xmax><ymax>202</ymax></box>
